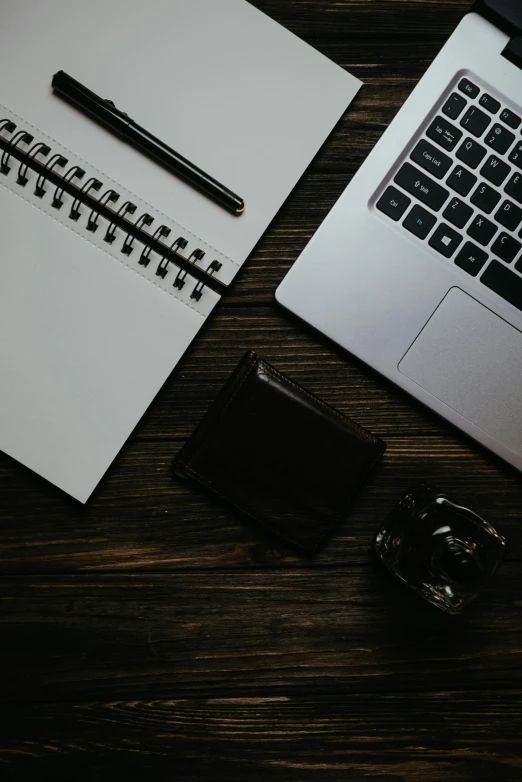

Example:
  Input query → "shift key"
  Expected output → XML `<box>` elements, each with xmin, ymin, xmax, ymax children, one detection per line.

<box><xmin>394</xmin><ymin>163</ymin><xmax>450</xmax><ymax>211</ymax></box>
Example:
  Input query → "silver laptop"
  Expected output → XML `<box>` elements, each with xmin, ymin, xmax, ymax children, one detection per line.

<box><xmin>276</xmin><ymin>1</ymin><xmax>522</xmax><ymax>472</ymax></box>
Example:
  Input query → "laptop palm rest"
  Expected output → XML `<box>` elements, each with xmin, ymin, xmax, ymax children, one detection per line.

<box><xmin>399</xmin><ymin>287</ymin><xmax>522</xmax><ymax>457</ymax></box>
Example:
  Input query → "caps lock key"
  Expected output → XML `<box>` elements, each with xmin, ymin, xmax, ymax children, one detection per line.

<box><xmin>411</xmin><ymin>140</ymin><xmax>452</xmax><ymax>180</ymax></box>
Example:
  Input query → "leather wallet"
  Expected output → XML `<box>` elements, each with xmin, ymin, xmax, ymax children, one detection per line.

<box><xmin>173</xmin><ymin>351</ymin><xmax>386</xmax><ymax>554</ymax></box>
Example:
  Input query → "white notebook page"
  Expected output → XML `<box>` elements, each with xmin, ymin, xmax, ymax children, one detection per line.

<box><xmin>0</xmin><ymin>184</ymin><xmax>215</xmax><ymax>502</ymax></box>
<box><xmin>0</xmin><ymin>0</ymin><xmax>361</xmax><ymax>500</ymax></box>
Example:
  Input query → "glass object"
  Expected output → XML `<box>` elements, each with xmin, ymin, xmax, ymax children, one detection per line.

<box><xmin>374</xmin><ymin>482</ymin><xmax>508</xmax><ymax>614</ymax></box>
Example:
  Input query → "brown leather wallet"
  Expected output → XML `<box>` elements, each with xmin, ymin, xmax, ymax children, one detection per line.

<box><xmin>173</xmin><ymin>351</ymin><xmax>386</xmax><ymax>554</ymax></box>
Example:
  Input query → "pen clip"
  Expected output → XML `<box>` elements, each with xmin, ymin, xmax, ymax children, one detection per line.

<box><xmin>105</xmin><ymin>99</ymin><xmax>129</xmax><ymax>119</ymax></box>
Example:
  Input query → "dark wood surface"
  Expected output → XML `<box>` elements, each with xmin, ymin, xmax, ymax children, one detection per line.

<box><xmin>2</xmin><ymin>1</ymin><xmax>522</xmax><ymax>780</ymax></box>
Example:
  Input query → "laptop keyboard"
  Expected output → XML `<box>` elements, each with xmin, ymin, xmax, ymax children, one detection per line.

<box><xmin>375</xmin><ymin>75</ymin><xmax>522</xmax><ymax>313</ymax></box>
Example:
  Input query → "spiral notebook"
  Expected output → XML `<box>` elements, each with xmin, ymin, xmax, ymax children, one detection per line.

<box><xmin>0</xmin><ymin>0</ymin><xmax>361</xmax><ymax>502</ymax></box>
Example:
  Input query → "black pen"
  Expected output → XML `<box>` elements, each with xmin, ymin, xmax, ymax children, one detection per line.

<box><xmin>51</xmin><ymin>70</ymin><xmax>244</xmax><ymax>216</ymax></box>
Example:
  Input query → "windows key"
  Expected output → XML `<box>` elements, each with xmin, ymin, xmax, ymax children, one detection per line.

<box><xmin>429</xmin><ymin>223</ymin><xmax>463</xmax><ymax>257</ymax></box>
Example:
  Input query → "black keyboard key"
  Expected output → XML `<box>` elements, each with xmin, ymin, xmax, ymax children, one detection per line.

<box><xmin>496</xmin><ymin>200</ymin><xmax>522</xmax><ymax>232</ymax></box>
<box><xmin>491</xmin><ymin>232</ymin><xmax>521</xmax><ymax>263</ymax></box>
<box><xmin>443</xmin><ymin>197</ymin><xmax>473</xmax><ymax>228</ymax></box>
<box><xmin>481</xmin><ymin>260</ymin><xmax>522</xmax><ymax>312</ymax></box>
<box><xmin>442</xmin><ymin>93</ymin><xmax>467</xmax><ymax>120</ymax></box>
<box><xmin>456</xmin><ymin>137</ymin><xmax>487</xmax><ymax>169</ymax></box>
<box><xmin>481</xmin><ymin>155</ymin><xmax>511</xmax><ymax>186</ymax></box>
<box><xmin>467</xmin><ymin>214</ymin><xmax>498</xmax><ymax>246</ymax></box>
<box><xmin>394</xmin><ymin>163</ymin><xmax>449</xmax><ymax>211</ymax></box>
<box><xmin>410</xmin><ymin>140</ymin><xmax>452</xmax><ymax>180</ymax></box>
<box><xmin>455</xmin><ymin>242</ymin><xmax>489</xmax><ymax>276</ymax></box>
<box><xmin>479</xmin><ymin>93</ymin><xmax>501</xmax><ymax>114</ymax></box>
<box><xmin>505</xmin><ymin>172</ymin><xmax>522</xmax><ymax>204</ymax></box>
<box><xmin>500</xmin><ymin>108</ymin><xmax>521</xmax><ymax>129</ymax></box>
<box><xmin>459</xmin><ymin>78</ymin><xmax>479</xmax><ymax>99</ymax></box>
<box><xmin>485</xmin><ymin>123</ymin><xmax>516</xmax><ymax>155</ymax></box>
<box><xmin>447</xmin><ymin>165</ymin><xmax>477</xmax><ymax>196</ymax></box>
<box><xmin>460</xmin><ymin>106</ymin><xmax>491</xmax><ymax>137</ymax></box>
<box><xmin>426</xmin><ymin>116</ymin><xmax>463</xmax><ymax>152</ymax></box>
<box><xmin>470</xmin><ymin>182</ymin><xmax>502</xmax><ymax>214</ymax></box>
<box><xmin>403</xmin><ymin>205</ymin><xmax>437</xmax><ymax>239</ymax></box>
<box><xmin>376</xmin><ymin>186</ymin><xmax>411</xmax><ymax>221</ymax></box>
<box><xmin>509</xmin><ymin>141</ymin><xmax>522</xmax><ymax>169</ymax></box>
<box><xmin>428</xmin><ymin>224</ymin><xmax>463</xmax><ymax>257</ymax></box>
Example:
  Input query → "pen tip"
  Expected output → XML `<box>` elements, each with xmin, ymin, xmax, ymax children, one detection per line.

<box><xmin>236</xmin><ymin>201</ymin><xmax>245</xmax><ymax>215</ymax></box>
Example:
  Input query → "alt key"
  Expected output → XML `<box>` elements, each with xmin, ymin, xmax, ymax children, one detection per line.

<box><xmin>455</xmin><ymin>241</ymin><xmax>489</xmax><ymax>276</ymax></box>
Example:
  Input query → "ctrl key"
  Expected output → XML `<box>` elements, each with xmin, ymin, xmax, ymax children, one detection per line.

<box><xmin>455</xmin><ymin>241</ymin><xmax>489</xmax><ymax>277</ymax></box>
<box><xmin>376</xmin><ymin>186</ymin><xmax>411</xmax><ymax>221</ymax></box>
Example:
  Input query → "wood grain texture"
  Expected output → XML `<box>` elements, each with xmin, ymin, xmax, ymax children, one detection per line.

<box><xmin>2</xmin><ymin>1</ymin><xmax>521</xmax><ymax>780</ymax></box>
<box><xmin>1</xmin><ymin>693</ymin><xmax>521</xmax><ymax>782</ymax></box>
<box><xmin>1</xmin><ymin>566</ymin><xmax>521</xmax><ymax>702</ymax></box>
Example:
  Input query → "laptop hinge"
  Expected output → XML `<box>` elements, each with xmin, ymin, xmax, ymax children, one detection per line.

<box><xmin>474</xmin><ymin>1</ymin><xmax>522</xmax><ymax>36</ymax></box>
<box><xmin>502</xmin><ymin>35</ymin><xmax>522</xmax><ymax>69</ymax></box>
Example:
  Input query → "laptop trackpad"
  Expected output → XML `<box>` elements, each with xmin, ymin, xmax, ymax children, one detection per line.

<box><xmin>399</xmin><ymin>287</ymin><xmax>522</xmax><ymax>457</ymax></box>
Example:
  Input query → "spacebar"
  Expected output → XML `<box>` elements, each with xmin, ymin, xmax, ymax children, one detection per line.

<box><xmin>481</xmin><ymin>261</ymin><xmax>522</xmax><ymax>312</ymax></box>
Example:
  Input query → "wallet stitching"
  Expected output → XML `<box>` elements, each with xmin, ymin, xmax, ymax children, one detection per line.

<box><xmin>258</xmin><ymin>360</ymin><xmax>381</xmax><ymax>446</ymax></box>
<box><xmin>183</xmin><ymin>353</ymin><xmax>259</xmax><ymax>472</ymax></box>
<box><xmin>218</xmin><ymin>354</ymin><xmax>260</xmax><ymax>418</ymax></box>
<box><xmin>182</xmin><ymin>353</ymin><xmax>385</xmax><ymax>553</ymax></box>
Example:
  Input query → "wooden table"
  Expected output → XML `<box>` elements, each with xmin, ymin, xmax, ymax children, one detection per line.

<box><xmin>2</xmin><ymin>1</ymin><xmax>521</xmax><ymax>779</ymax></box>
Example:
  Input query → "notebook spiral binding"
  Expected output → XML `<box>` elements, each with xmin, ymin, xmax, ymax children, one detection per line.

<box><xmin>0</xmin><ymin>118</ymin><xmax>224</xmax><ymax>301</ymax></box>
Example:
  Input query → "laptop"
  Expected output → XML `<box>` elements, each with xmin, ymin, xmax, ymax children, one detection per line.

<box><xmin>276</xmin><ymin>0</ymin><xmax>522</xmax><ymax>472</ymax></box>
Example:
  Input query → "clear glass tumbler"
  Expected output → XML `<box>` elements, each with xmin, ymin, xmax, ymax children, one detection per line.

<box><xmin>374</xmin><ymin>482</ymin><xmax>508</xmax><ymax>614</ymax></box>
